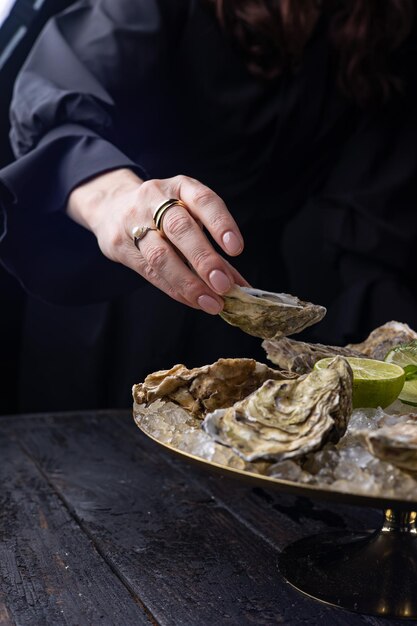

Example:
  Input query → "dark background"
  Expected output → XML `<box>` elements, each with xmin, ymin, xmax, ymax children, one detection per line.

<box><xmin>0</xmin><ymin>0</ymin><xmax>75</xmax><ymax>414</ymax></box>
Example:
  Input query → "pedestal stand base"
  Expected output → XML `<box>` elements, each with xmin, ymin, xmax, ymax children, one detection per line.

<box><xmin>279</xmin><ymin>510</ymin><xmax>417</xmax><ymax>619</ymax></box>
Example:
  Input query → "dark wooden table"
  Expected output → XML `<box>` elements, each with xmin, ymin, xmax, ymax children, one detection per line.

<box><xmin>0</xmin><ymin>410</ymin><xmax>407</xmax><ymax>625</ymax></box>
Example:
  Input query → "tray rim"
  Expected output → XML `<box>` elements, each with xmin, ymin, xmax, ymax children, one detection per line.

<box><xmin>134</xmin><ymin>411</ymin><xmax>417</xmax><ymax>512</ymax></box>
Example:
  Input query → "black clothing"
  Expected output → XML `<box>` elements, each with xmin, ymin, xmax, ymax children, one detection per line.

<box><xmin>0</xmin><ymin>0</ymin><xmax>75</xmax><ymax>413</ymax></box>
<box><xmin>1</xmin><ymin>0</ymin><xmax>416</xmax><ymax>411</ymax></box>
<box><xmin>0</xmin><ymin>0</ymin><xmax>76</xmax><ymax>167</ymax></box>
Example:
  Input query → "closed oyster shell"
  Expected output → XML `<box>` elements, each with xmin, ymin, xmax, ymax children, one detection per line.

<box><xmin>220</xmin><ymin>285</ymin><xmax>326</xmax><ymax>340</ymax></box>
<box><xmin>132</xmin><ymin>358</ymin><xmax>297</xmax><ymax>419</ymax></box>
<box><xmin>347</xmin><ymin>321</ymin><xmax>417</xmax><ymax>360</ymax></box>
<box><xmin>263</xmin><ymin>337</ymin><xmax>362</xmax><ymax>374</ymax></box>
<box><xmin>202</xmin><ymin>356</ymin><xmax>353</xmax><ymax>462</ymax></box>
<box><xmin>363</xmin><ymin>417</ymin><xmax>417</xmax><ymax>471</ymax></box>
<box><xmin>262</xmin><ymin>320</ymin><xmax>417</xmax><ymax>374</ymax></box>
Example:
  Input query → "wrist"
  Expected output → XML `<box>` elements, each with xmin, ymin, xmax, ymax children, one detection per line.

<box><xmin>67</xmin><ymin>168</ymin><xmax>144</xmax><ymax>231</ymax></box>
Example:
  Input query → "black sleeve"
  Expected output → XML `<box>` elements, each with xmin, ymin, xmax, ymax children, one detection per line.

<box><xmin>0</xmin><ymin>0</ymin><xmax>188</xmax><ymax>304</ymax></box>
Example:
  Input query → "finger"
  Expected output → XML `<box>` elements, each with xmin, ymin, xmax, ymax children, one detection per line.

<box><xmin>158</xmin><ymin>203</ymin><xmax>239</xmax><ymax>295</ymax></box>
<box><xmin>121</xmin><ymin>240</ymin><xmax>207</xmax><ymax>309</ymax></box>
<box><xmin>125</xmin><ymin>232</ymin><xmax>225</xmax><ymax>315</ymax></box>
<box><xmin>170</xmin><ymin>176</ymin><xmax>244</xmax><ymax>257</ymax></box>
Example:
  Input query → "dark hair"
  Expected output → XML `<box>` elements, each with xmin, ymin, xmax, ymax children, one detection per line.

<box><xmin>207</xmin><ymin>0</ymin><xmax>415</xmax><ymax>105</ymax></box>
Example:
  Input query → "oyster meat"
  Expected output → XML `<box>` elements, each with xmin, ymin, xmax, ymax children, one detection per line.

<box><xmin>202</xmin><ymin>356</ymin><xmax>353</xmax><ymax>462</ymax></box>
<box><xmin>220</xmin><ymin>285</ymin><xmax>326</xmax><ymax>340</ymax></box>
<box><xmin>347</xmin><ymin>321</ymin><xmax>417</xmax><ymax>360</ymax></box>
<box><xmin>132</xmin><ymin>358</ymin><xmax>297</xmax><ymax>419</ymax></box>
<box><xmin>263</xmin><ymin>337</ymin><xmax>362</xmax><ymax>374</ymax></box>
<box><xmin>363</xmin><ymin>416</ymin><xmax>417</xmax><ymax>472</ymax></box>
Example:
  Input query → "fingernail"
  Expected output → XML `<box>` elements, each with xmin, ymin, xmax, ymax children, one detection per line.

<box><xmin>222</xmin><ymin>231</ymin><xmax>243</xmax><ymax>255</ymax></box>
<box><xmin>198</xmin><ymin>294</ymin><xmax>222</xmax><ymax>315</ymax></box>
<box><xmin>209</xmin><ymin>269</ymin><xmax>231</xmax><ymax>294</ymax></box>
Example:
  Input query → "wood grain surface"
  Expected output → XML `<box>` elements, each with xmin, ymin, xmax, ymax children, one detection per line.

<box><xmin>0</xmin><ymin>411</ymin><xmax>408</xmax><ymax>625</ymax></box>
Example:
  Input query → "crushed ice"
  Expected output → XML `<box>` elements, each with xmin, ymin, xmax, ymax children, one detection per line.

<box><xmin>134</xmin><ymin>398</ymin><xmax>417</xmax><ymax>501</ymax></box>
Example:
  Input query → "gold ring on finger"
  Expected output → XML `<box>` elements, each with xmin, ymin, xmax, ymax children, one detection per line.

<box><xmin>152</xmin><ymin>198</ymin><xmax>188</xmax><ymax>237</ymax></box>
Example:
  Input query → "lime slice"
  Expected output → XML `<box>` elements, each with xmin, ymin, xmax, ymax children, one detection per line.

<box><xmin>384</xmin><ymin>341</ymin><xmax>417</xmax><ymax>406</ymax></box>
<box><xmin>315</xmin><ymin>357</ymin><xmax>405</xmax><ymax>409</ymax></box>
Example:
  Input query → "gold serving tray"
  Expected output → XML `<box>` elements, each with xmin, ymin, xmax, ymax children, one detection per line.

<box><xmin>134</xmin><ymin>404</ymin><xmax>417</xmax><ymax>619</ymax></box>
<box><xmin>133</xmin><ymin>405</ymin><xmax>417</xmax><ymax>511</ymax></box>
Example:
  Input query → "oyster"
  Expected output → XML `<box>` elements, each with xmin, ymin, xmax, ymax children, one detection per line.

<box><xmin>347</xmin><ymin>321</ymin><xmax>417</xmax><ymax>360</ymax></box>
<box><xmin>132</xmin><ymin>358</ymin><xmax>297</xmax><ymax>419</ymax></box>
<box><xmin>220</xmin><ymin>285</ymin><xmax>326</xmax><ymax>340</ymax></box>
<box><xmin>363</xmin><ymin>416</ymin><xmax>417</xmax><ymax>472</ymax></box>
<box><xmin>202</xmin><ymin>356</ymin><xmax>353</xmax><ymax>462</ymax></box>
<box><xmin>263</xmin><ymin>337</ymin><xmax>362</xmax><ymax>374</ymax></box>
<box><xmin>262</xmin><ymin>321</ymin><xmax>417</xmax><ymax>374</ymax></box>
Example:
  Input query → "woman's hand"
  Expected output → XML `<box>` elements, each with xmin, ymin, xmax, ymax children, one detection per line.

<box><xmin>67</xmin><ymin>168</ymin><xmax>247</xmax><ymax>313</ymax></box>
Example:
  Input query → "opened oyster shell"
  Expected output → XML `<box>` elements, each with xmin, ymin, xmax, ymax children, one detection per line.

<box><xmin>363</xmin><ymin>416</ymin><xmax>417</xmax><ymax>472</ymax></box>
<box><xmin>347</xmin><ymin>321</ymin><xmax>417</xmax><ymax>360</ymax></box>
<box><xmin>220</xmin><ymin>285</ymin><xmax>326</xmax><ymax>340</ymax></box>
<box><xmin>132</xmin><ymin>358</ymin><xmax>297</xmax><ymax>419</ymax></box>
<box><xmin>202</xmin><ymin>356</ymin><xmax>353</xmax><ymax>462</ymax></box>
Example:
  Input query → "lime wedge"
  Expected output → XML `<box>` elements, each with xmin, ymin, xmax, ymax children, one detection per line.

<box><xmin>384</xmin><ymin>341</ymin><xmax>417</xmax><ymax>406</ymax></box>
<box><xmin>315</xmin><ymin>357</ymin><xmax>405</xmax><ymax>409</ymax></box>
